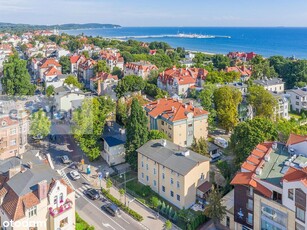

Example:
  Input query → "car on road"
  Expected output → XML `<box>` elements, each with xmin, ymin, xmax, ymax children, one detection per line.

<box><xmin>69</xmin><ymin>170</ymin><xmax>81</xmax><ymax>180</ymax></box>
<box><xmin>84</xmin><ymin>188</ymin><xmax>100</xmax><ymax>200</ymax></box>
<box><xmin>102</xmin><ymin>203</ymin><xmax>120</xmax><ymax>216</ymax></box>
<box><xmin>60</xmin><ymin>155</ymin><xmax>71</xmax><ymax>164</ymax></box>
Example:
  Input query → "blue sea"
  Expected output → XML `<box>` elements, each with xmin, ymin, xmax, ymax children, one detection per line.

<box><xmin>63</xmin><ymin>27</ymin><xmax>307</xmax><ymax>59</ymax></box>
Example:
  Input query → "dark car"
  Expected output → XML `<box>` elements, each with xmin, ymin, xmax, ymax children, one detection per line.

<box><xmin>85</xmin><ymin>188</ymin><xmax>100</xmax><ymax>200</ymax></box>
<box><xmin>102</xmin><ymin>203</ymin><xmax>120</xmax><ymax>216</ymax></box>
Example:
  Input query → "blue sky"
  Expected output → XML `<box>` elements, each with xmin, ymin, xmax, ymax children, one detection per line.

<box><xmin>1</xmin><ymin>0</ymin><xmax>307</xmax><ymax>27</ymax></box>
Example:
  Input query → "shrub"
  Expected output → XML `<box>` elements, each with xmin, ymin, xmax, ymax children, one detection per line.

<box><xmin>150</xmin><ymin>196</ymin><xmax>160</xmax><ymax>209</ymax></box>
<box><xmin>101</xmin><ymin>188</ymin><xmax>143</xmax><ymax>221</ymax></box>
<box><xmin>76</xmin><ymin>212</ymin><xmax>95</xmax><ymax>230</ymax></box>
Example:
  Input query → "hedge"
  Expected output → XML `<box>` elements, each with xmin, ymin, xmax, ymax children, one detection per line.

<box><xmin>101</xmin><ymin>188</ymin><xmax>143</xmax><ymax>222</ymax></box>
<box><xmin>76</xmin><ymin>212</ymin><xmax>95</xmax><ymax>230</ymax></box>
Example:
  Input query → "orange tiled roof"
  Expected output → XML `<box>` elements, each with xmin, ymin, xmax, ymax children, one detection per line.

<box><xmin>247</xmin><ymin>155</ymin><xmax>261</xmax><ymax>165</ymax></box>
<box><xmin>286</xmin><ymin>133</ymin><xmax>307</xmax><ymax>146</ymax></box>
<box><xmin>145</xmin><ymin>98</ymin><xmax>208</xmax><ymax>122</ymax></box>
<box><xmin>90</xmin><ymin>72</ymin><xmax>118</xmax><ymax>82</ymax></box>
<box><xmin>39</xmin><ymin>58</ymin><xmax>61</xmax><ymax>68</ymax></box>
<box><xmin>283</xmin><ymin>167</ymin><xmax>307</xmax><ymax>186</ymax></box>
<box><xmin>70</xmin><ymin>55</ymin><xmax>80</xmax><ymax>64</ymax></box>
<box><xmin>44</xmin><ymin>66</ymin><xmax>61</xmax><ymax>77</ymax></box>
<box><xmin>241</xmin><ymin>162</ymin><xmax>257</xmax><ymax>172</ymax></box>
<box><xmin>231</xmin><ymin>172</ymin><xmax>272</xmax><ymax>198</ymax></box>
<box><xmin>251</xmin><ymin>149</ymin><xmax>266</xmax><ymax>158</ymax></box>
<box><xmin>125</xmin><ymin>61</ymin><xmax>158</xmax><ymax>72</ymax></box>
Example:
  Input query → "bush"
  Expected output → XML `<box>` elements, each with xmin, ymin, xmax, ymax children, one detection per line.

<box><xmin>101</xmin><ymin>188</ymin><xmax>143</xmax><ymax>221</ymax></box>
<box><xmin>76</xmin><ymin>212</ymin><xmax>95</xmax><ymax>230</ymax></box>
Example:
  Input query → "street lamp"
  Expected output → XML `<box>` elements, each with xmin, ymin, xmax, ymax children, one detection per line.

<box><xmin>120</xmin><ymin>173</ymin><xmax>127</xmax><ymax>206</ymax></box>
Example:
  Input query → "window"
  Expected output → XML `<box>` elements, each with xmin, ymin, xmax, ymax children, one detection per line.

<box><xmin>60</xmin><ymin>217</ymin><xmax>68</xmax><ymax>227</ymax></box>
<box><xmin>154</xmin><ymin>168</ymin><xmax>156</xmax><ymax>175</ymax></box>
<box><xmin>296</xmin><ymin>222</ymin><xmax>305</xmax><ymax>230</ymax></box>
<box><xmin>248</xmin><ymin>187</ymin><xmax>253</xmax><ymax>197</ymax></box>
<box><xmin>184</xmin><ymin>141</ymin><xmax>187</xmax><ymax>145</ymax></box>
<box><xmin>296</xmin><ymin>96</ymin><xmax>300</xmax><ymax>100</ymax></box>
<box><xmin>146</xmin><ymin>176</ymin><xmax>149</xmax><ymax>182</ymax></box>
<box><xmin>162</xmin><ymin>173</ymin><xmax>165</xmax><ymax>180</ymax></box>
<box><xmin>296</xmin><ymin>206</ymin><xmax>305</xmax><ymax>223</ymax></box>
<box><xmin>226</xmin><ymin>216</ymin><xmax>230</xmax><ymax>227</ymax></box>
<box><xmin>170</xmin><ymin>191</ymin><xmax>174</xmax><ymax>197</ymax></box>
<box><xmin>10</xmin><ymin>139</ymin><xmax>16</xmax><ymax>146</ymax></box>
<box><xmin>153</xmin><ymin>180</ymin><xmax>157</xmax><ymax>187</ymax></box>
<box><xmin>59</xmin><ymin>193</ymin><xmax>63</xmax><ymax>203</ymax></box>
<box><xmin>296</xmin><ymin>102</ymin><xmax>300</xmax><ymax>105</ymax></box>
<box><xmin>200</xmin><ymin>173</ymin><xmax>204</xmax><ymax>180</ymax></box>
<box><xmin>162</xmin><ymin>186</ymin><xmax>165</xmax><ymax>192</ymax></box>
<box><xmin>247</xmin><ymin>213</ymin><xmax>253</xmax><ymax>225</ymax></box>
<box><xmin>289</xmin><ymin>189</ymin><xmax>294</xmax><ymax>200</ymax></box>
<box><xmin>28</xmin><ymin>206</ymin><xmax>37</xmax><ymax>217</ymax></box>
<box><xmin>177</xmin><ymin>181</ymin><xmax>180</xmax><ymax>189</ymax></box>
<box><xmin>171</xmin><ymin>178</ymin><xmax>174</xmax><ymax>185</ymax></box>
<box><xmin>146</xmin><ymin>164</ymin><xmax>148</xmax><ymax>170</ymax></box>
<box><xmin>188</xmin><ymin>131</ymin><xmax>193</xmax><ymax>136</ymax></box>
<box><xmin>10</xmin><ymin>128</ymin><xmax>16</xmax><ymax>135</ymax></box>
<box><xmin>54</xmin><ymin>195</ymin><xmax>58</xmax><ymax>205</ymax></box>
<box><xmin>188</xmin><ymin>123</ymin><xmax>193</xmax><ymax>127</ymax></box>
<box><xmin>161</xmin><ymin>121</ymin><xmax>164</xmax><ymax>125</ymax></box>
<box><xmin>177</xmin><ymin>194</ymin><xmax>180</xmax><ymax>201</ymax></box>
<box><xmin>141</xmin><ymin>161</ymin><xmax>144</xmax><ymax>168</ymax></box>
<box><xmin>142</xmin><ymin>173</ymin><xmax>144</xmax><ymax>178</ymax></box>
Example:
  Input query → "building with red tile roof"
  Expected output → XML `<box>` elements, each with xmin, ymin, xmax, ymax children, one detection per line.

<box><xmin>225</xmin><ymin>65</ymin><xmax>252</xmax><ymax>81</ymax></box>
<box><xmin>157</xmin><ymin>66</ymin><xmax>208</xmax><ymax>96</ymax></box>
<box><xmin>78</xmin><ymin>58</ymin><xmax>97</xmax><ymax>87</ymax></box>
<box><xmin>0</xmin><ymin>150</ymin><xmax>75</xmax><ymax>228</ymax></box>
<box><xmin>227</xmin><ymin>51</ymin><xmax>256</xmax><ymax>62</ymax></box>
<box><xmin>144</xmin><ymin>98</ymin><xmax>208</xmax><ymax>147</ymax></box>
<box><xmin>228</xmin><ymin>140</ymin><xmax>307</xmax><ymax>230</ymax></box>
<box><xmin>90</xmin><ymin>72</ymin><xmax>118</xmax><ymax>95</ymax></box>
<box><xmin>124</xmin><ymin>61</ymin><xmax>158</xmax><ymax>79</ymax></box>
<box><xmin>286</xmin><ymin>133</ymin><xmax>307</xmax><ymax>158</ymax></box>
<box><xmin>100</xmin><ymin>49</ymin><xmax>124</xmax><ymax>71</ymax></box>
<box><xmin>38</xmin><ymin>58</ymin><xmax>62</xmax><ymax>79</ymax></box>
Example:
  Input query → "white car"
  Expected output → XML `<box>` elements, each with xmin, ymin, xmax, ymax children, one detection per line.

<box><xmin>69</xmin><ymin>170</ymin><xmax>80</xmax><ymax>180</ymax></box>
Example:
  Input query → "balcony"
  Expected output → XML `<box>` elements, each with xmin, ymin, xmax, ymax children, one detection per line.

<box><xmin>49</xmin><ymin>199</ymin><xmax>73</xmax><ymax>217</ymax></box>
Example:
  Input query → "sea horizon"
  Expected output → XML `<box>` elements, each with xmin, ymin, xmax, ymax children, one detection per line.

<box><xmin>62</xmin><ymin>26</ymin><xmax>307</xmax><ymax>59</ymax></box>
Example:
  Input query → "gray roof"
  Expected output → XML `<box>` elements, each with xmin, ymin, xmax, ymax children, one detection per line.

<box><xmin>0</xmin><ymin>158</ymin><xmax>21</xmax><ymax>174</ymax></box>
<box><xmin>137</xmin><ymin>139</ymin><xmax>210</xmax><ymax>175</ymax></box>
<box><xmin>208</xmin><ymin>142</ymin><xmax>219</xmax><ymax>153</ymax></box>
<box><xmin>102</xmin><ymin>121</ymin><xmax>126</xmax><ymax>142</ymax></box>
<box><xmin>287</xmin><ymin>87</ymin><xmax>307</xmax><ymax>97</ymax></box>
<box><xmin>6</xmin><ymin>150</ymin><xmax>60</xmax><ymax>196</ymax></box>
<box><xmin>54</xmin><ymin>85</ymin><xmax>84</xmax><ymax>95</ymax></box>
<box><xmin>254</xmin><ymin>78</ymin><xmax>284</xmax><ymax>86</ymax></box>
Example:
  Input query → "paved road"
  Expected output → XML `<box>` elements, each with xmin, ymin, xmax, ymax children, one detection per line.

<box><xmin>61</xmin><ymin>166</ymin><xmax>144</xmax><ymax>230</ymax></box>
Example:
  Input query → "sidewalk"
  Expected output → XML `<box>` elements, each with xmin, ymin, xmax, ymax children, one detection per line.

<box><xmin>80</xmin><ymin>164</ymin><xmax>169</xmax><ymax>230</ymax></box>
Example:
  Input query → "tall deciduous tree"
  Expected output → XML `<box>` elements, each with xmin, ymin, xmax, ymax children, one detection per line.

<box><xmin>191</xmin><ymin>137</ymin><xmax>209</xmax><ymax>156</ymax></box>
<box><xmin>115</xmin><ymin>75</ymin><xmax>146</xmax><ymax>98</ymax></box>
<box><xmin>204</xmin><ymin>187</ymin><xmax>227</xmax><ymax>224</ymax></box>
<box><xmin>1</xmin><ymin>54</ymin><xmax>35</xmax><ymax>95</ymax></box>
<box><xmin>30</xmin><ymin>110</ymin><xmax>51</xmax><ymax>138</ymax></box>
<box><xmin>59</xmin><ymin>56</ymin><xmax>71</xmax><ymax>74</ymax></box>
<box><xmin>64</xmin><ymin>75</ymin><xmax>82</xmax><ymax>89</ymax></box>
<box><xmin>198</xmin><ymin>84</ymin><xmax>217</xmax><ymax>125</ymax></box>
<box><xmin>94</xmin><ymin>60</ymin><xmax>110</xmax><ymax>74</ymax></box>
<box><xmin>230</xmin><ymin>118</ymin><xmax>278</xmax><ymax>165</ymax></box>
<box><xmin>46</xmin><ymin>85</ymin><xmax>55</xmax><ymax>97</ymax></box>
<box><xmin>247</xmin><ymin>85</ymin><xmax>277</xmax><ymax>119</ymax></box>
<box><xmin>214</xmin><ymin>86</ymin><xmax>242</xmax><ymax>132</ymax></box>
<box><xmin>125</xmin><ymin>98</ymin><xmax>149</xmax><ymax>169</ymax></box>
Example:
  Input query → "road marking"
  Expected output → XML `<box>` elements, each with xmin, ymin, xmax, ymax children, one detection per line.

<box><xmin>119</xmin><ymin>215</ymin><xmax>130</xmax><ymax>225</ymax></box>
<box><xmin>77</xmin><ymin>194</ymin><xmax>126</xmax><ymax>230</ymax></box>
<box><xmin>102</xmin><ymin>223</ymin><xmax>115</xmax><ymax>230</ymax></box>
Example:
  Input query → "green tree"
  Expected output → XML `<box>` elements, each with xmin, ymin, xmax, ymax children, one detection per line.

<box><xmin>247</xmin><ymin>85</ymin><xmax>277</xmax><ymax>119</ymax></box>
<box><xmin>214</xmin><ymin>86</ymin><xmax>242</xmax><ymax>132</ymax></box>
<box><xmin>190</xmin><ymin>137</ymin><xmax>208</xmax><ymax>156</ymax></box>
<box><xmin>148</xmin><ymin>130</ymin><xmax>168</xmax><ymax>140</ymax></box>
<box><xmin>164</xmin><ymin>220</ymin><xmax>172</xmax><ymax>230</ymax></box>
<box><xmin>150</xmin><ymin>196</ymin><xmax>160</xmax><ymax>209</ymax></box>
<box><xmin>46</xmin><ymin>85</ymin><xmax>55</xmax><ymax>97</ymax></box>
<box><xmin>95</xmin><ymin>60</ymin><xmax>110</xmax><ymax>74</ymax></box>
<box><xmin>204</xmin><ymin>187</ymin><xmax>226</xmax><ymax>225</ymax></box>
<box><xmin>81</xmin><ymin>51</ymin><xmax>90</xmax><ymax>59</ymax></box>
<box><xmin>251</xmin><ymin>55</ymin><xmax>277</xmax><ymax>79</ymax></box>
<box><xmin>230</xmin><ymin>118</ymin><xmax>278</xmax><ymax>165</ymax></box>
<box><xmin>72</xmin><ymin>97</ymin><xmax>115</xmax><ymax>161</ymax></box>
<box><xmin>119</xmin><ymin>188</ymin><xmax>125</xmax><ymax>202</ymax></box>
<box><xmin>144</xmin><ymin>83</ymin><xmax>168</xmax><ymax>99</ymax></box>
<box><xmin>198</xmin><ymin>84</ymin><xmax>217</xmax><ymax>125</ymax></box>
<box><xmin>125</xmin><ymin>98</ymin><xmax>149</xmax><ymax>169</ymax></box>
<box><xmin>212</xmin><ymin>54</ymin><xmax>231</xmax><ymax>70</ymax></box>
<box><xmin>59</xmin><ymin>56</ymin><xmax>71</xmax><ymax>74</ymax></box>
<box><xmin>1</xmin><ymin>54</ymin><xmax>35</xmax><ymax>95</ymax></box>
<box><xmin>64</xmin><ymin>75</ymin><xmax>82</xmax><ymax>89</ymax></box>
<box><xmin>30</xmin><ymin>110</ymin><xmax>51</xmax><ymax>139</ymax></box>
<box><xmin>115</xmin><ymin>75</ymin><xmax>146</xmax><ymax>98</ymax></box>
<box><xmin>111</xmin><ymin>66</ymin><xmax>123</xmax><ymax>78</ymax></box>
<box><xmin>116</xmin><ymin>100</ymin><xmax>128</xmax><ymax>126</ymax></box>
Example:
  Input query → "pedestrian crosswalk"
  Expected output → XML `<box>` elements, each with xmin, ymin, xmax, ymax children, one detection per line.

<box><xmin>58</xmin><ymin>169</ymin><xmax>74</xmax><ymax>189</ymax></box>
<box><xmin>75</xmin><ymin>184</ymin><xmax>91</xmax><ymax>199</ymax></box>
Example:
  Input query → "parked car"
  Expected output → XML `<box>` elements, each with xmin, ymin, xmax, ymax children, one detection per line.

<box><xmin>102</xmin><ymin>203</ymin><xmax>120</xmax><ymax>216</ymax></box>
<box><xmin>214</xmin><ymin>137</ymin><xmax>228</xmax><ymax>149</ymax></box>
<box><xmin>69</xmin><ymin>170</ymin><xmax>80</xmax><ymax>180</ymax></box>
<box><xmin>85</xmin><ymin>188</ymin><xmax>100</xmax><ymax>200</ymax></box>
<box><xmin>60</xmin><ymin>155</ymin><xmax>71</xmax><ymax>164</ymax></box>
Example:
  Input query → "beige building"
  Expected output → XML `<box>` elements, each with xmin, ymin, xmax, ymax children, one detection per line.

<box><xmin>0</xmin><ymin>111</ymin><xmax>29</xmax><ymax>160</ymax></box>
<box><xmin>124</xmin><ymin>61</ymin><xmax>158</xmax><ymax>79</ymax></box>
<box><xmin>137</xmin><ymin>139</ymin><xmax>210</xmax><ymax>209</ymax></box>
<box><xmin>144</xmin><ymin>98</ymin><xmax>209</xmax><ymax>147</ymax></box>
<box><xmin>253</xmin><ymin>78</ymin><xmax>285</xmax><ymax>93</ymax></box>
<box><xmin>53</xmin><ymin>85</ymin><xmax>85</xmax><ymax>112</ymax></box>
<box><xmin>0</xmin><ymin>150</ymin><xmax>75</xmax><ymax>230</ymax></box>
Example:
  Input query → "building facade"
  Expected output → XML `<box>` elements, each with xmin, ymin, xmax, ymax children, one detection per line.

<box><xmin>287</xmin><ymin>87</ymin><xmax>307</xmax><ymax>113</ymax></box>
<box><xmin>144</xmin><ymin>98</ymin><xmax>209</xmax><ymax>147</ymax></box>
<box><xmin>124</xmin><ymin>61</ymin><xmax>158</xmax><ymax>79</ymax></box>
<box><xmin>137</xmin><ymin>139</ymin><xmax>210</xmax><ymax>209</ymax></box>
<box><xmin>254</xmin><ymin>78</ymin><xmax>285</xmax><ymax>93</ymax></box>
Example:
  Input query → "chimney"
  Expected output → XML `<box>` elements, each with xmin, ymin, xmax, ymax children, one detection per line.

<box><xmin>38</xmin><ymin>180</ymin><xmax>48</xmax><ymax>201</ymax></box>
<box><xmin>97</xmin><ymin>79</ymin><xmax>101</xmax><ymax>95</ymax></box>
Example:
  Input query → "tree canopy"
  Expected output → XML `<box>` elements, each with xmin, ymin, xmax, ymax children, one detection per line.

<box><xmin>1</xmin><ymin>54</ymin><xmax>35</xmax><ymax>95</ymax></box>
<box><xmin>59</xmin><ymin>56</ymin><xmax>71</xmax><ymax>74</ymax></box>
<box><xmin>64</xmin><ymin>75</ymin><xmax>82</xmax><ymax>89</ymax></box>
<box><xmin>30</xmin><ymin>110</ymin><xmax>51</xmax><ymax>138</ymax></box>
<box><xmin>204</xmin><ymin>187</ymin><xmax>227</xmax><ymax>224</ymax></box>
<box><xmin>125</xmin><ymin>98</ymin><xmax>149</xmax><ymax>169</ymax></box>
<box><xmin>94</xmin><ymin>60</ymin><xmax>110</xmax><ymax>74</ymax></box>
<box><xmin>115</xmin><ymin>75</ymin><xmax>146</xmax><ymax>98</ymax></box>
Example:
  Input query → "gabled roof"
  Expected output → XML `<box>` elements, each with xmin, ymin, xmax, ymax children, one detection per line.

<box><xmin>286</xmin><ymin>133</ymin><xmax>307</xmax><ymax>146</ymax></box>
<box><xmin>70</xmin><ymin>55</ymin><xmax>80</xmax><ymax>64</ymax></box>
<box><xmin>39</xmin><ymin>58</ymin><xmax>61</xmax><ymax>68</ymax></box>
<box><xmin>283</xmin><ymin>166</ymin><xmax>307</xmax><ymax>186</ymax></box>
<box><xmin>145</xmin><ymin>98</ymin><xmax>208</xmax><ymax>122</ymax></box>
<box><xmin>44</xmin><ymin>66</ymin><xmax>61</xmax><ymax>77</ymax></box>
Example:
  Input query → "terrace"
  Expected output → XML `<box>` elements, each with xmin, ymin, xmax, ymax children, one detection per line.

<box><xmin>49</xmin><ymin>199</ymin><xmax>73</xmax><ymax>217</ymax></box>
